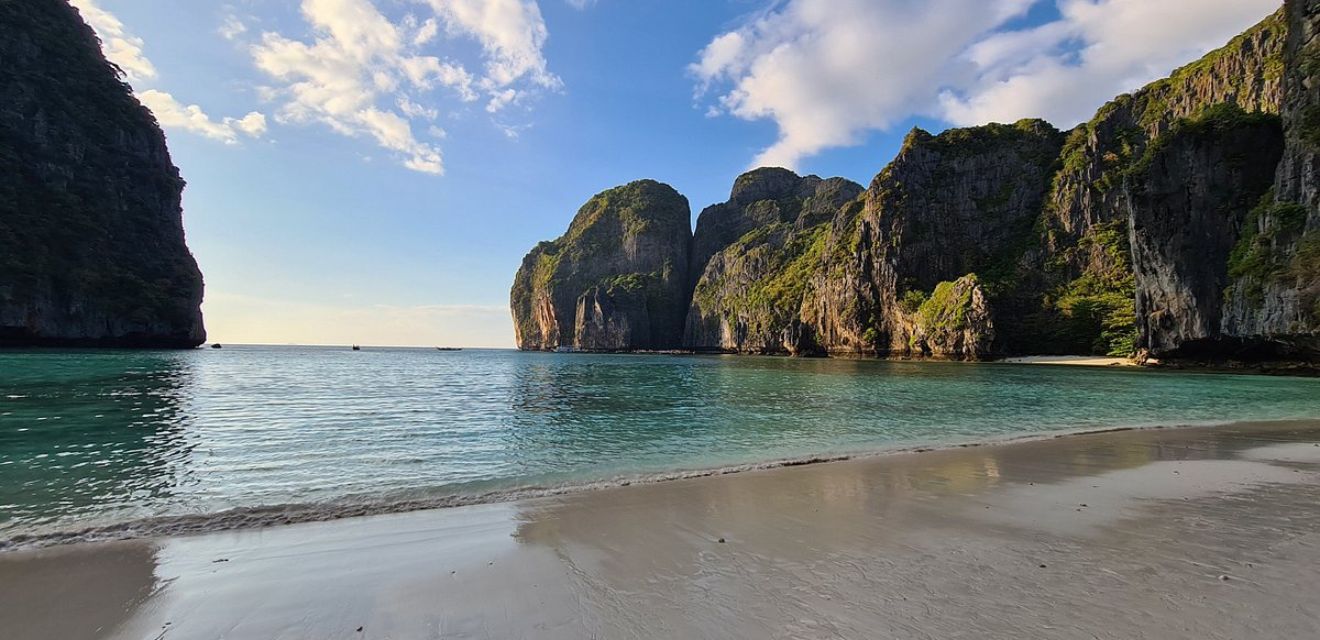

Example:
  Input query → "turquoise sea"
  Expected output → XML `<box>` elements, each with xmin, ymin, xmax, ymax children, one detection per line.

<box><xmin>2</xmin><ymin>346</ymin><xmax>1319</xmax><ymax>547</ymax></box>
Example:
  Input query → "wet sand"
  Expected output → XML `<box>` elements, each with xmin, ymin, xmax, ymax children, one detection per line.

<box><xmin>3</xmin><ymin>421</ymin><xmax>1320</xmax><ymax>639</ymax></box>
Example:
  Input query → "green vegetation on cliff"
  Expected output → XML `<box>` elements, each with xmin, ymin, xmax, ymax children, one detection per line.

<box><xmin>1229</xmin><ymin>190</ymin><xmax>1313</xmax><ymax>304</ymax></box>
<box><xmin>1041</xmin><ymin>222</ymin><xmax>1138</xmax><ymax>356</ymax></box>
<box><xmin>510</xmin><ymin>180</ymin><xmax>691</xmax><ymax>351</ymax></box>
<box><xmin>908</xmin><ymin>119</ymin><xmax>1062</xmax><ymax>164</ymax></box>
<box><xmin>915</xmin><ymin>276</ymin><xmax>978</xmax><ymax>335</ymax></box>
<box><xmin>691</xmin><ymin>221</ymin><xmax>829</xmax><ymax>327</ymax></box>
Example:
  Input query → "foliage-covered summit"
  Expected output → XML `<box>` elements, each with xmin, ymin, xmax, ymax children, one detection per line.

<box><xmin>510</xmin><ymin>180</ymin><xmax>692</xmax><ymax>351</ymax></box>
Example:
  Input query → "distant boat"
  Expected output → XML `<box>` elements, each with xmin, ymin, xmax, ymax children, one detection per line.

<box><xmin>351</xmin><ymin>345</ymin><xmax>361</xmax><ymax>351</ymax></box>
<box><xmin>436</xmin><ymin>347</ymin><xmax>463</xmax><ymax>351</ymax></box>
<box><xmin>211</xmin><ymin>344</ymin><xmax>223</xmax><ymax>349</ymax></box>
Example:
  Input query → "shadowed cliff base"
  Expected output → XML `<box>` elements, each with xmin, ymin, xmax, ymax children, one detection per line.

<box><xmin>512</xmin><ymin>1</ymin><xmax>1319</xmax><ymax>365</ymax></box>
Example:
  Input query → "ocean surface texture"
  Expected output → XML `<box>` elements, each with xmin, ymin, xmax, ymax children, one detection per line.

<box><xmin>3</xmin><ymin>346</ymin><xmax>1319</xmax><ymax>545</ymax></box>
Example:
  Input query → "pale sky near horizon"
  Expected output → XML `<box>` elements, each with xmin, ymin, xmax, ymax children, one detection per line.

<box><xmin>71</xmin><ymin>0</ymin><xmax>1281</xmax><ymax>347</ymax></box>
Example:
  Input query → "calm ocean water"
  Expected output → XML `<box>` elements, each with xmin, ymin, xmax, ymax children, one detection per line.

<box><xmin>2</xmin><ymin>346</ymin><xmax>1319</xmax><ymax>545</ymax></box>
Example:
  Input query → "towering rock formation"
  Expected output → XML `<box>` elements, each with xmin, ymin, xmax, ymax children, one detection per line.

<box><xmin>683</xmin><ymin>169</ymin><xmax>862</xmax><ymax>353</ymax></box>
<box><xmin>513</xmin><ymin>1</ymin><xmax>1320</xmax><ymax>364</ymax></box>
<box><xmin>1028</xmin><ymin>7</ymin><xmax>1288</xmax><ymax>357</ymax></box>
<box><xmin>0</xmin><ymin>0</ymin><xmax>205</xmax><ymax>347</ymax></box>
<box><xmin>802</xmin><ymin>120</ymin><xmax>1064</xmax><ymax>359</ymax></box>
<box><xmin>1124</xmin><ymin>106</ymin><xmax>1284</xmax><ymax>356</ymax></box>
<box><xmin>510</xmin><ymin>180</ymin><xmax>691</xmax><ymax>351</ymax></box>
<box><xmin>1221</xmin><ymin>0</ymin><xmax>1320</xmax><ymax>356</ymax></box>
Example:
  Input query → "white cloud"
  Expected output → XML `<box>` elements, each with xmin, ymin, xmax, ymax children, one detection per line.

<box><xmin>565</xmin><ymin>0</ymin><xmax>597</xmax><ymax>10</ymax></box>
<box><xmin>69</xmin><ymin>0</ymin><xmax>269</xmax><ymax>146</ymax></box>
<box><xmin>939</xmin><ymin>0</ymin><xmax>1283</xmax><ymax>127</ymax></box>
<box><xmin>694</xmin><ymin>0</ymin><xmax>1281</xmax><ymax>169</ymax></box>
<box><xmin>419</xmin><ymin>0</ymin><xmax>562</xmax><ymax>111</ymax></box>
<box><xmin>692</xmin><ymin>0</ymin><xmax>1036</xmax><ymax>169</ymax></box>
<box><xmin>69</xmin><ymin>0</ymin><xmax>157</xmax><ymax>81</ymax></box>
<box><xmin>137</xmin><ymin>90</ymin><xmax>267</xmax><ymax>144</ymax></box>
<box><xmin>230</xmin><ymin>111</ymin><xmax>270</xmax><ymax>137</ymax></box>
<box><xmin>413</xmin><ymin>17</ymin><xmax>440</xmax><ymax>45</ymax></box>
<box><xmin>250</xmin><ymin>0</ymin><xmax>560</xmax><ymax>175</ymax></box>
<box><xmin>398</xmin><ymin>96</ymin><xmax>440</xmax><ymax>120</ymax></box>
<box><xmin>219</xmin><ymin>14</ymin><xmax>248</xmax><ymax>41</ymax></box>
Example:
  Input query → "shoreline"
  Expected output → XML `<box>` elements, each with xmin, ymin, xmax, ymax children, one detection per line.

<box><xmin>3</xmin><ymin>417</ymin><xmax>1316</xmax><ymax>553</ymax></box>
<box><xmin>4</xmin><ymin>419</ymin><xmax>1320</xmax><ymax>639</ymax></box>
<box><xmin>996</xmin><ymin>355</ymin><xmax>1136</xmax><ymax>367</ymax></box>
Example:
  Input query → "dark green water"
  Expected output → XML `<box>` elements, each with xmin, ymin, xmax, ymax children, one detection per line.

<box><xmin>2</xmin><ymin>346</ymin><xmax>1318</xmax><ymax>545</ymax></box>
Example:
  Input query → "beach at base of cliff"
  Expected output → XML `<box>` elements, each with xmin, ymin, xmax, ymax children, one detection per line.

<box><xmin>4</xmin><ymin>420</ymin><xmax>1320</xmax><ymax>640</ymax></box>
<box><xmin>997</xmin><ymin>355</ymin><xmax>1138</xmax><ymax>367</ymax></box>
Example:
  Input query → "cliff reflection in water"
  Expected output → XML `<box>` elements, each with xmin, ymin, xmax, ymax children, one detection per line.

<box><xmin>0</xmin><ymin>351</ymin><xmax>197</xmax><ymax>533</ymax></box>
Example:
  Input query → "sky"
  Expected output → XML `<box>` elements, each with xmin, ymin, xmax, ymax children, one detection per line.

<box><xmin>70</xmin><ymin>0</ymin><xmax>1282</xmax><ymax>347</ymax></box>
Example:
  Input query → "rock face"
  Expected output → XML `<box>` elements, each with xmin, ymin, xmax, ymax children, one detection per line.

<box><xmin>906</xmin><ymin>275</ymin><xmax>996</xmax><ymax>358</ymax></box>
<box><xmin>1024</xmin><ymin>7</ymin><xmax>1289</xmax><ymax>358</ymax></box>
<box><xmin>1221</xmin><ymin>0</ymin><xmax>1320</xmax><ymax>356</ymax></box>
<box><xmin>819</xmin><ymin>120</ymin><xmax>1065</xmax><ymax>359</ymax></box>
<box><xmin>683</xmin><ymin>170</ymin><xmax>862</xmax><ymax>353</ymax></box>
<box><xmin>514</xmin><ymin>2</ymin><xmax>1320</xmax><ymax>363</ymax></box>
<box><xmin>688</xmin><ymin>168</ymin><xmax>863</xmax><ymax>286</ymax></box>
<box><xmin>1125</xmin><ymin>107</ymin><xmax>1285</xmax><ymax>356</ymax></box>
<box><xmin>0</xmin><ymin>0</ymin><xmax>205</xmax><ymax>347</ymax></box>
<box><xmin>510</xmin><ymin>181</ymin><xmax>691</xmax><ymax>351</ymax></box>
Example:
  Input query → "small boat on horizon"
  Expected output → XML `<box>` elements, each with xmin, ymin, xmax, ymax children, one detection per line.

<box><xmin>351</xmin><ymin>345</ymin><xmax>361</xmax><ymax>351</ymax></box>
<box><xmin>436</xmin><ymin>347</ymin><xmax>463</xmax><ymax>351</ymax></box>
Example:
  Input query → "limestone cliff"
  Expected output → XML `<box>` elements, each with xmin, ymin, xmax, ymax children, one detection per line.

<box><xmin>901</xmin><ymin>275</ymin><xmax>996</xmax><ymax>359</ymax></box>
<box><xmin>683</xmin><ymin>170</ymin><xmax>862</xmax><ymax>353</ymax></box>
<box><xmin>1222</xmin><ymin>0</ymin><xmax>1320</xmax><ymax>356</ymax></box>
<box><xmin>773</xmin><ymin>120</ymin><xmax>1061</xmax><ymax>359</ymax></box>
<box><xmin>1028</xmin><ymin>7</ymin><xmax>1288</xmax><ymax>356</ymax></box>
<box><xmin>513</xmin><ymin>2</ymin><xmax>1320</xmax><ymax>363</ymax></box>
<box><xmin>510</xmin><ymin>181</ymin><xmax>691</xmax><ymax>351</ymax></box>
<box><xmin>834</xmin><ymin>120</ymin><xmax>1064</xmax><ymax>358</ymax></box>
<box><xmin>1124</xmin><ymin>106</ymin><xmax>1284</xmax><ymax>356</ymax></box>
<box><xmin>0</xmin><ymin>0</ymin><xmax>206</xmax><ymax>347</ymax></box>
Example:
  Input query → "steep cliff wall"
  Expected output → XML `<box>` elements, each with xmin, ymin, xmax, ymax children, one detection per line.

<box><xmin>0</xmin><ymin>0</ymin><xmax>205</xmax><ymax>347</ymax></box>
<box><xmin>1222</xmin><ymin>0</ymin><xmax>1320</xmax><ymax>356</ymax></box>
<box><xmin>864</xmin><ymin>120</ymin><xmax>1063</xmax><ymax>357</ymax></box>
<box><xmin>799</xmin><ymin>120</ymin><xmax>1063</xmax><ymax>358</ymax></box>
<box><xmin>510</xmin><ymin>180</ymin><xmax>691</xmax><ymax>351</ymax></box>
<box><xmin>1124</xmin><ymin>106</ymin><xmax>1285</xmax><ymax>356</ymax></box>
<box><xmin>683</xmin><ymin>170</ymin><xmax>862</xmax><ymax>353</ymax></box>
<box><xmin>1028</xmin><ymin>8</ymin><xmax>1288</xmax><ymax>356</ymax></box>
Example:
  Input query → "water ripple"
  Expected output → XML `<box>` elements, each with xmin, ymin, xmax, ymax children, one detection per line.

<box><xmin>2</xmin><ymin>346</ymin><xmax>1319</xmax><ymax>543</ymax></box>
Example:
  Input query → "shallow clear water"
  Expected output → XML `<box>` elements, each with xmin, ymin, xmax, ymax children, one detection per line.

<box><xmin>2</xmin><ymin>346</ymin><xmax>1319</xmax><ymax>541</ymax></box>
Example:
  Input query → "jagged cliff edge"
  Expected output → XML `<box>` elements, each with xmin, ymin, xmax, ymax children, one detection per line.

<box><xmin>0</xmin><ymin>0</ymin><xmax>205</xmax><ymax>348</ymax></box>
<box><xmin>513</xmin><ymin>1</ymin><xmax>1317</xmax><ymax>364</ymax></box>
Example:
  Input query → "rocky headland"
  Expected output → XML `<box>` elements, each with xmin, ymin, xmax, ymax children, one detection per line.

<box><xmin>513</xmin><ymin>1</ymin><xmax>1319</xmax><ymax>364</ymax></box>
<box><xmin>0</xmin><ymin>0</ymin><xmax>206</xmax><ymax>347</ymax></box>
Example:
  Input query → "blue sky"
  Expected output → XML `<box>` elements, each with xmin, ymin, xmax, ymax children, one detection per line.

<box><xmin>72</xmin><ymin>0</ymin><xmax>1280</xmax><ymax>346</ymax></box>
